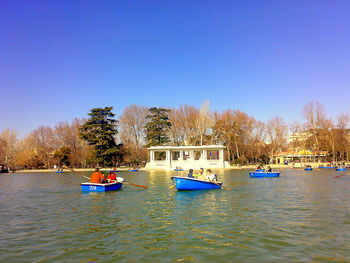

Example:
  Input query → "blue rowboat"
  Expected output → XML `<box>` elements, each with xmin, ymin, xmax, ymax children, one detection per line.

<box><xmin>174</xmin><ymin>169</ymin><xmax>184</xmax><ymax>171</ymax></box>
<box><xmin>319</xmin><ymin>166</ymin><xmax>336</xmax><ymax>169</ymax></box>
<box><xmin>129</xmin><ymin>169</ymin><xmax>139</xmax><ymax>172</ymax></box>
<box><xmin>55</xmin><ymin>171</ymin><xmax>64</xmax><ymax>173</ymax></box>
<box><xmin>81</xmin><ymin>181</ymin><xmax>123</xmax><ymax>192</ymax></box>
<box><xmin>304</xmin><ymin>168</ymin><xmax>313</xmax><ymax>171</ymax></box>
<box><xmin>249</xmin><ymin>172</ymin><xmax>280</xmax><ymax>178</ymax></box>
<box><xmin>255</xmin><ymin>169</ymin><xmax>264</xmax><ymax>172</ymax></box>
<box><xmin>171</xmin><ymin>176</ymin><xmax>222</xmax><ymax>191</ymax></box>
<box><xmin>336</xmin><ymin>167</ymin><xmax>346</xmax><ymax>171</ymax></box>
<box><xmin>110</xmin><ymin>170</ymin><xmax>120</xmax><ymax>172</ymax></box>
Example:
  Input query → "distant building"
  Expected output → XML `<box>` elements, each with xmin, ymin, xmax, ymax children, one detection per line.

<box><xmin>145</xmin><ymin>145</ymin><xmax>229</xmax><ymax>170</ymax></box>
<box><xmin>272</xmin><ymin>147</ymin><xmax>328</xmax><ymax>164</ymax></box>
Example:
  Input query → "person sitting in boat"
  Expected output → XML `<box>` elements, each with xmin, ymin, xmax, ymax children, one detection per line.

<box><xmin>195</xmin><ymin>168</ymin><xmax>205</xmax><ymax>179</ymax></box>
<box><xmin>187</xmin><ymin>169</ymin><xmax>194</xmax><ymax>178</ymax></box>
<box><xmin>107</xmin><ymin>171</ymin><xmax>117</xmax><ymax>182</ymax></box>
<box><xmin>206</xmin><ymin>169</ymin><xmax>218</xmax><ymax>182</ymax></box>
<box><xmin>199</xmin><ymin>168</ymin><xmax>204</xmax><ymax>176</ymax></box>
<box><xmin>266</xmin><ymin>166</ymin><xmax>272</xmax><ymax>172</ymax></box>
<box><xmin>90</xmin><ymin>168</ymin><xmax>106</xmax><ymax>183</ymax></box>
<box><xmin>257</xmin><ymin>165</ymin><xmax>261</xmax><ymax>170</ymax></box>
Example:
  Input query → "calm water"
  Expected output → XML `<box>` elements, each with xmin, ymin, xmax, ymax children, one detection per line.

<box><xmin>0</xmin><ymin>169</ymin><xmax>349</xmax><ymax>263</ymax></box>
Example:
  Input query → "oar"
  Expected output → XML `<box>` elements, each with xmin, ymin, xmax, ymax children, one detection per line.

<box><xmin>123</xmin><ymin>182</ymin><xmax>148</xmax><ymax>189</ymax></box>
<box><xmin>215</xmin><ymin>182</ymin><xmax>231</xmax><ymax>191</ymax></box>
<box><xmin>81</xmin><ymin>175</ymin><xmax>90</xmax><ymax>180</ymax></box>
<box><xmin>204</xmin><ymin>179</ymin><xmax>231</xmax><ymax>191</ymax></box>
<box><xmin>334</xmin><ymin>174</ymin><xmax>347</xmax><ymax>179</ymax></box>
<box><xmin>63</xmin><ymin>166</ymin><xmax>90</xmax><ymax>180</ymax></box>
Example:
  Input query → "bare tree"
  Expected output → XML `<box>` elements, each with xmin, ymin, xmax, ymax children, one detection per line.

<box><xmin>119</xmin><ymin>104</ymin><xmax>148</xmax><ymax>148</ymax></box>
<box><xmin>195</xmin><ymin>101</ymin><xmax>214</xmax><ymax>145</ymax></box>
<box><xmin>14</xmin><ymin>135</ymin><xmax>37</xmax><ymax>168</ymax></box>
<box><xmin>168</xmin><ymin>104</ymin><xmax>200</xmax><ymax>145</ymax></box>
<box><xmin>335</xmin><ymin>114</ymin><xmax>350</xmax><ymax>161</ymax></box>
<box><xmin>53</xmin><ymin>118</ymin><xmax>93</xmax><ymax>167</ymax></box>
<box><xmin>31</xmin><ymin>126</ymin><xmax>56</xmax><ymax>168</ymax></box>
<box><xmin>267</xmin><ymin>117</ymin><xmax>288</xmax><ymax>156</ymax></box>
<box><xmin>302</xmin><ymin>101</ymin><xmax>328</xmax><ymax>160</ymax></box>
<box><xmin>0</xmin><ymin>129</ymin><xmax>17</xmax><ymax>167</ymax></box>
<box><xmin>214</xmin><ymin>110</ymin><xmax>260</xmax><ymax>163</ymax></box>
<box><xmin>168</xmin><ymin>108</ymin><xmax>187</xmax><ymax>145</ymax></box>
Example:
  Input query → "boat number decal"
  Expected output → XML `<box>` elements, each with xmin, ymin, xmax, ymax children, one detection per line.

<box><xmin>89</xmin><ymin>186</ymin><xmax>97</xmax><ymax>190</ymax></box>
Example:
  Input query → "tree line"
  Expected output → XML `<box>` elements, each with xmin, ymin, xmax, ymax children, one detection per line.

<box><xmin>0</xmin><ymin>101</ymin><xmax>349</xmax><ymax>169</ymax></box>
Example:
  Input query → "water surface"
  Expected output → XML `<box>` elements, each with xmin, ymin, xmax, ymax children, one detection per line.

<box><xmin>0</xmin><ymin>169</ymin><xmax>349</xmax><ymax>262</ymax></box>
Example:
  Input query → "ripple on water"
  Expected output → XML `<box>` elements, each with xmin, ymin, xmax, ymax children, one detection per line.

<box><xmin>0</xmin><ymin>170</ymin><xmax>349</xmax><ymax>262</ymax></box>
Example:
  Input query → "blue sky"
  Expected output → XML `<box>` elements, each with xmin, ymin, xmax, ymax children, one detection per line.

<box><xmin>1</xmin><ymin>0</ymin><xmax>349</xmax><ymax>136</ymax></box>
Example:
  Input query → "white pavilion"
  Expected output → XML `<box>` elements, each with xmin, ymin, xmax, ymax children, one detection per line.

<box><xmin>145</xmin><ymin>145</ymin><xmax>228</xmax><ymax>170</ymax></box>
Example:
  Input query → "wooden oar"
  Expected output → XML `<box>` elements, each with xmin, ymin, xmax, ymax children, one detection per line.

<box><xmin>334</xmin><ymin>174</ymin><xmax>347</xmax><ymax>179</ymax></box>
<box><xmin>214</xmin><ymin>182</ymin><xmax>231</xmax><ymax>191</ymax></box>
<box><xmin>81</xmin><ymin>175</ymin><xmax>90</xmax><ymax>180</ymax></box>
<box><xmin>123</xmin><ymin>182</ymin><xmax>148</xmax><ymax>189</ymax></box>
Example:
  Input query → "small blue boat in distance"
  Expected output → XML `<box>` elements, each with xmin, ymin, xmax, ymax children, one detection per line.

<box><xmin>319</xmin><ymin>166</ymin><xmax>336</xmax><ymax>169</ymax></box>
<box><xmin>171</xmin><ymin>176</ymin><xmax>222</xmax><ymax>191</ymax></box>
<box><xmin>249</xmin><ymin>172</ymin><xmax>280</xmax><ymax>178</ymax></box>
<box><xmin>129</xmin><ymin>169</ymin><xmax>139</xmax><ymax>172</ymax></box>
<box><xmin>81</xmin><ymin>181</ymin><xmax>123</xmax><ymax>192</ymax></box>
<box><xmin>55</xmin><ymin>171</ymin><xmax>65</xmax><ymax>173</ymax></box>
<box><xmin>304</xmin><ymin>167</ymin><xmax>313</xmax><ymax>171</ymax></box>
<box><xmin>174</xmin><ymin>169</ymin><xmax>184</xmax><ymax>171</ymax></box>
<box><xmin>336</xmin><ymin>167</ymin><xmax>346</xmax><ymax>171</ymax></box>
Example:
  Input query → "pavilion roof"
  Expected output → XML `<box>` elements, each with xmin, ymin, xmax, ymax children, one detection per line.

<box><xmin>148</xmin><ymin>145</ymin><xmax>225</xmax><ymax>151</ymax></box>
<box><xmin>272</xmin><ymin>148</ymin><xmax>327</xmax><ymax>157</ymax></box>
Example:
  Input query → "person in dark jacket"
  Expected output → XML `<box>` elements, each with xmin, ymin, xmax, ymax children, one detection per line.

<box><xmin>188</xmin><ymin>169</ymin><xmax>194</xmax><ymax>178</ymax></box>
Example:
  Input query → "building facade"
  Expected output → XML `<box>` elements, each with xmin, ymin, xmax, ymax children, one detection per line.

<box><xmin>145</xmin><ymin>145</ymin><xmax>228</xmax><ymax>170</ymax></box>
<box><xmin>272</xmin><ymin>147</ymin><xmax>328</xmax><ymax>164</ymax></box>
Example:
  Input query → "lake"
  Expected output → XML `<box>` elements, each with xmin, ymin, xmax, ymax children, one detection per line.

<box><xmin>0</xmin><ymin>169</ymin><xmax>349</xmax><ymax>262</ymax></box>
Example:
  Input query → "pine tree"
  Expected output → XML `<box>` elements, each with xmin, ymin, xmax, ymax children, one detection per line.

<box><xmin>80</xmin><ymin>107</ymin><xmax>120</xmax><ymax>166</ymax></box>
<box><xmin>145</xmin><ymin>107</ymin><xmax>172</xmax><ymax>146</ymax></box>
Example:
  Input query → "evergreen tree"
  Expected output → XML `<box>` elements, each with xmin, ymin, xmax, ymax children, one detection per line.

<box><xmin>145</xmin><ymin>107</ymin><xmax>172</xmax><ymax>146</ymax></box>
<box><xmin>80</xmin><ymin>107</ymin><xmax>120</xmax><ymax>166</ymax></box>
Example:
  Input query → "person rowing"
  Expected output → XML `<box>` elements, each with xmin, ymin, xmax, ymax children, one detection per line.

<box><xmin>266</xmin><ymin>166</ymin><xmax>272</xmax><ymax>172</ymax></box>
<box><xmin>106</xmin><ymin>171</ymin><xmax>117</xmax><ymax>182</ymax></box>
<box><xmin>90</xmin><ymin>168</ymin><xmax>107</xmax><ymax>183</ymax></box>
<box><xmin>206</xmin><ymin>169</ymin><xmax>218</xmax><ymax>182</ymax></box>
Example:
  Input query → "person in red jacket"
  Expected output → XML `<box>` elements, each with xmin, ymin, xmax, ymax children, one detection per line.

<box><xmin>107</xmin><ymin>171</ymin><xmax>117</xmax><ymax>182</ymax></box>
<box><xmin>90</xmin><ymin>168</ymin><xmax>106</xmax><ymax>183</ymax></box>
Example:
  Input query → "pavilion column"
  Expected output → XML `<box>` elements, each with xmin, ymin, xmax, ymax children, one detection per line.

<box><xmin>166</xmin><ymin>150</ymin><xmax>171</xmax><ymax>168</ymax></box>
<box><xmin>150</xmin><ymin>151</ymin><xmax>155</xmax><ymax>162</ymax></box>
<box><xmin>203</xmin><ymin>150</ymin><xmax>207</xmax><ymax>160</ymax></box>
<box><xmin>180</xmin><ymin>151</ymin><xmax>184</xmax><ymax>161</ymax></box>
<box><xmin>190</xmin><ymin>150</ymin><xmax>194</xmax><ymax>160</ymax></box>
<box><xmin>219</xmin><ymin>149</ymin><xmax>224</xmax><ymax>163</ymax></box>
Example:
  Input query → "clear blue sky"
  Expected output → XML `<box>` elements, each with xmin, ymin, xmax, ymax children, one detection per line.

<box><xmin>1</xmin><ymin>0</ymin><xmax>349</xmax><ymax>136</ymax></box>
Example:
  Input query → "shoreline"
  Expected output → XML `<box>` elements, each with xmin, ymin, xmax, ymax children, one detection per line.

<box><xmin>15</xmin><ymin>168</ymin><xmax>140</xmax><ymax>173</ymax></box>
<box><xmin>14</xmin><ymin>162</ymin><xmax>330</xmax><ymax>173</ymax></box>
